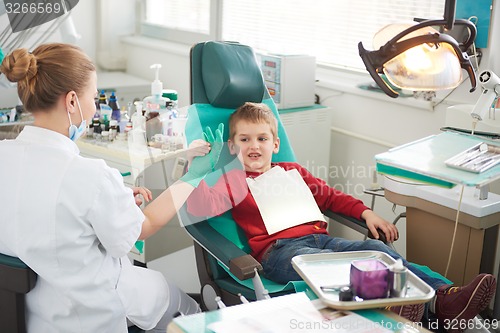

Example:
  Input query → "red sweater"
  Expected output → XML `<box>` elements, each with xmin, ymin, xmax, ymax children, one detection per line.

<box><xmin>187</xmin><ymin>162</ymin><xmax>369</xmax><ymax>261</ymax></box>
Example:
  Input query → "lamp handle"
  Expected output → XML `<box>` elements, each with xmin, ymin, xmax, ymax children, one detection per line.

<box><xmin>358</xmin><ymin>42</ymin><xmax>399</xmax><ymax>98</ymax></box>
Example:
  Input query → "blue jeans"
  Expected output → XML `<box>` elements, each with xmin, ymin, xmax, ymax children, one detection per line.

<box><xmin>260</xmin><ymin>234</ymin><xmax>448</xmax><ymax>290</ymax></box>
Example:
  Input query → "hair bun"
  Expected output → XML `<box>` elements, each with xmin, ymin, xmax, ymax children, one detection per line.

<box><xmin>0</xmin><ymin>48</ymin><xmax>37</xmax><ymax>83</ymax></box>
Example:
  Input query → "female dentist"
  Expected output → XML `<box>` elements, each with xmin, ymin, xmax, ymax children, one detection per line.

<box><xmin>0</xmin><ymin>43</ymin><xmax>222</xmax><ymax>333</ymax></box>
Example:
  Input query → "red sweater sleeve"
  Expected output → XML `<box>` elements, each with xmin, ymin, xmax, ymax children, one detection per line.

<box><xmin>286</xmin><ymin>163</ymin><xmax>369</xmax><ymax>219</ymax></box>
<box><xmin>186</xmin><ymin>169</ymin><xmax>248</xmax><ymax>218</ymax></box>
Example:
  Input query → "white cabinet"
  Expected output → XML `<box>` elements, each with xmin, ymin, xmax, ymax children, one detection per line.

<box><xmin>77</xmin><ymin>139</ymin><xmax>193</xmax><ymax>264</ymax></box>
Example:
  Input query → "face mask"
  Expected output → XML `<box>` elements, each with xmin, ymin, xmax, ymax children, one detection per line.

<box><xmin>67</xmin><ymin>95</ymin><xmax>87</xmax><ymax>141</ymax></box>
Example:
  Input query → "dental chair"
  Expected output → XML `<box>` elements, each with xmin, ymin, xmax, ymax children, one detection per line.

<box><xmin>181</xmin><ymin>40</ymin><xmax>392</xmax><ymax>310</ymax></box>
<box><xmin>0</xmin><ymin>253</ymin><xmax>37</xmax><ymax>333</ymax></box>
<box><xmin>0</xmin><ymin>253</ymin><xmax>145</xmax><ymax>333</ymax></box>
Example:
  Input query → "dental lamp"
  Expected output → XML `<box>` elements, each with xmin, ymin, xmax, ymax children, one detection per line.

<box><xmin>358</xmin><ymin>0</ymin><xmax>477</xmax><ymax>98</ymax></box>
<box><xmin>470</xmin><ymin>70</ymin><xmax>500</xmax><ymax>122</ymax></box>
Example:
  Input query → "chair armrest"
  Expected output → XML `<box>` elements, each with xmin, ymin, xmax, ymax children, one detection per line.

<box><xmin>0</xmin><ymin>253</ymin><xmax>37</xmax><ymax>293</ymax></box>
<box><xmin>185</xmin><ymin>222</ymin><xmax>262</xmax><ymax>280</ymax></box>
<box><xmin>324</xmin><ymin>210</ymin><xmax>388</xmax><ymax>244</ymax></box>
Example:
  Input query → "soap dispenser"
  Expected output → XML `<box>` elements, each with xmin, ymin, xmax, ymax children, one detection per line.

<box><xmin>143</xmin><ymin>64</ymin><xmax>169</xmax><ymax>140</ymax></box>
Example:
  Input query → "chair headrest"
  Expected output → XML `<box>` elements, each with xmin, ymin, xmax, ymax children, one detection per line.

<box><xmin>201</xmin><ymin>41</ymin><xmax>265</xmax><ymax>109</ymax></box>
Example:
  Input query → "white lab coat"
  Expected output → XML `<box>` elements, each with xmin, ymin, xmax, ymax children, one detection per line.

<box><xmin>0</xmin><ymin>126</ymin><xmax>169</xmax><ymax>332</ymax></box>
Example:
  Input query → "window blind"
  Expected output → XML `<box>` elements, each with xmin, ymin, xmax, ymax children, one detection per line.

<box><xmin>143</xmin><ymin>0</ymin><xmax>446</xmax><ymax>70</ymax></box>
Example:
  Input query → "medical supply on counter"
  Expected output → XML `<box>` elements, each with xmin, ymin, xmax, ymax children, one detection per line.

<box><xmin>143</xmin><ymin>64</ymin><xmax>171</xmax><ymax>140</ymax></box>
<box><xmin>388</xmin><ymin>259</ymin><xmax>407</xmax><ymax>298</ymax></box>
<box><xmin>118</xmin><ymin>108</ymin><xmax>129</xmax><ymax>133</ymax></box>
<box><xmin>108</xmin><ymin>92</ymin><xmax>121</xmax><ymax>122</ymax></box>
<box><xmin>101</xmin><ymin>130</ymin><xmax>110</xmax><ymax>142</ymax></box>
<box><xmin>132</xmin><ymin>101</ymin><xmax>146</xmax><ymax>131</ymax></box>
<box><xmin>109</xmin><ymin>120</ymin><xmax>118</xmax><ymax>141</ymax></box>
<box><xmin>92</xmin><ymin>117</ymin><xmax>101</xmax><ymax>136</ymax></box>
<box><xmin>94</xmin><ymin>90</ymin><xmax>108</xmax><ymax>118</ymax></box>
<box><xmin>162</xmin><ymin>89</ymin><xmax>178</xmax><ymax>108</ymax></box>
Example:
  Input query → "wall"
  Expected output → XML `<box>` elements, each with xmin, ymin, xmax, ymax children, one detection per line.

<box><xmin>0</xmin><ymin>0</ymin><xmax>96</xmax><ymax>108</ymax></box>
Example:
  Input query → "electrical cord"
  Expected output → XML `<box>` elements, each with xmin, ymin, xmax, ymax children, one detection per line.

<box><xmin>444</xmin><ymin>184</ymin><xmax>465</xmax><ymax>278</ymax></box>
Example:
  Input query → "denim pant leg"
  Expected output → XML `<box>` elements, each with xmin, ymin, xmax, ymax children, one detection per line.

<box><xmin>261</xmin><ymin>235</ymin><xmax>335</xmax><ymax>284</ymax></box>
<box><xmin>261</xmin><ymin>234</ymin><xmax>448</xmax><ymax>290</ymax></box>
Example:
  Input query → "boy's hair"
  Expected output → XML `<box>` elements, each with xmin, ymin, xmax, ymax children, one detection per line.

<box><xmin>229</xmin><ymin>102</ymin><xmax>278</xmax><ymax>140</ymax></box>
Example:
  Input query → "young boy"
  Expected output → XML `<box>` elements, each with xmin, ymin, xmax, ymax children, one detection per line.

<box><xmin>187</xmin><ymin>102</ymin><xmax>496</xmax><ymax>327</ymax></box>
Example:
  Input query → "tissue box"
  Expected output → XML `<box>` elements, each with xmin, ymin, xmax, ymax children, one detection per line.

<box><xmin>350</xmin><ymin>259</ymin><xmax>389</xmax><ymax>299</ymax></box>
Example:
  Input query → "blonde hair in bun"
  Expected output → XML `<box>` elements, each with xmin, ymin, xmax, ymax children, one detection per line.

<box><xmin>0</xmin><ymin>43</ymin><xmax>95</xmax><ymax>112</ymax></box>
<box><xmin>0</xmin><ymin>48</ymin><xmax>37</xmax><ymax>83</ymax></box>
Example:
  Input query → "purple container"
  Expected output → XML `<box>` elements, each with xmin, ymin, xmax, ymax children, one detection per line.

<box><xmin>350</xmin><ymin>259</ymin><xmax>389</xmax><ymax>300</ymax></box>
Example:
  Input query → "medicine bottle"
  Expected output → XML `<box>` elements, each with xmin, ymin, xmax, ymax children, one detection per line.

<box><xmin>92</xmin><ymin>117</ymin><xmax>101</xmax><ymax>136</ymax></box>
<box><xmin>109</xmin><ymin>120</ymin><xmax>118</xmax><ymax>141</ymax></box>
<box><xmin>86</xmin><ymin>120</ymin><xmax>94</xmax><ymax>138</ymax></box>
<box><xmin>109</xmin><ymin>92</ymin><xmax>121</xmax><ymax>122</ymax></box>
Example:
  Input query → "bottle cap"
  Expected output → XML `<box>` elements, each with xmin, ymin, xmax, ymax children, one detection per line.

<box><xmin>391</xmin><ymin>259</ymin><xmax>406</xmax><ymax>272</ymax></box>
<box><xmin>162</xmin><ymin>89</ymin><xmax>178</xmax><ymax>101</ymax></box>
<box><xmin>150</xmin><ymin>64</ymin><xmax>163</xmax><ymax>96</ymax></box>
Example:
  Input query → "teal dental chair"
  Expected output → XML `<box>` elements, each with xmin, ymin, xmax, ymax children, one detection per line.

<box><xmin>181</xmin><ymin>41</ymin><xmax>393</xmax><ymax>311</ymax></box>
<box><xmin>0</xmin><ymin>253</ymin><xmax>145</xmax><ymax>332</ymax></box>
<box><xmin>0</xmin><ymin>253</ymin><xmax>37</xmax><ymax>333</ymax></box>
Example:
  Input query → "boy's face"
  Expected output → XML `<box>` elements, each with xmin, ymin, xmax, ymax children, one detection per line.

<box><xmin>228</xmin><ymin>120</ymin><xmax>280</xmax><ymax>173</ymax></box>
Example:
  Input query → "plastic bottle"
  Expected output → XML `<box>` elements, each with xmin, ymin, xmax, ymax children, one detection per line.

<box><xmin>109</xmin><ymin>120</ymin><xmax>118</xmax><ymax>141</ymax></box>
<box><xmin>92</xmin><ymin>117</ymin><xmax>101</xmax><ymax>136</ymax></box>
<box><xmin>108</xmin><ymin>92</ymin><xmax>121</xmax><ymax>122</ymax></box>
<box><xmin>162</xmin><ymin>89</ymin><xmax>178</xmax><ymax>111</ymax></box>
<box><xmin>98</xmin><ymin>90</ymin><xmax>108</xmax><ymax>109</ymax></box>
<box><xmin>118</xmin><ymin>106</ymin><xmax>129</xmax><ymax>134</ymax></box>
<box><xmin>143</xmin><ymin>64</ymin><xmax>170</xmax><ymax>140</ymax></box>
<box><xmin>130</xmin><ymin>101</ymin><xmax>147</xmax><ymax>148</ymax></box>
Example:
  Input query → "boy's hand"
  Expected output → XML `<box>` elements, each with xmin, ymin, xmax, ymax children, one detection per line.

<box><xmin>186</xmin><ymin>139</ymin><xmax>211</xmax><ymax>166</ymax></box>
<box><xmin>132</xmin><ymin>186</ymin><xmax>152</xmax><ymax>206</ymax></box>
<box><xmin>181</xmin><ymin>123</ymin><xmax>224</xmax><ymax>187</ymax></box>
<box><xmin>361</xmin><ymin>209</ymin><xmax>398</xmax><ymax>243</ymax></box>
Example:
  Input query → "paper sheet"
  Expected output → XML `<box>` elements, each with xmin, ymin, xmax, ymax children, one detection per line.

<box><xmin>207</xmin><ymin>293</ymin><xmax>392</xmax><ymax>333</ymax></box>
<box><xmin>246</xmin><ymin>166</ymin><xmax>326</xmax><ymax>235</ymax></box>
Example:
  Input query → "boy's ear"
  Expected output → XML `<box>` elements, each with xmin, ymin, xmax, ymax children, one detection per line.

<box><xmin>228</xmin><ymin>139</ymin><xmax>237</xmax><ymax>155</ymax></box>
<box><xmin>273</xmin><ymin>137</ymin><xmax>280</xmax><ymax>153</ymax></box>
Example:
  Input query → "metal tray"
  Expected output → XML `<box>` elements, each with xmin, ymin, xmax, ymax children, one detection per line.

<box><xmin>291</xmin><ymin>251</ymin><xmax>434</xmax><ymax>310</ymax></box>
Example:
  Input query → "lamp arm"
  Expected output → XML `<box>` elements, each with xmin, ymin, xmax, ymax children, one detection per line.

<box><xmin>386</xmin><ymin>19</ymin><xmax>476</xmax><ymax>51</ymax></box>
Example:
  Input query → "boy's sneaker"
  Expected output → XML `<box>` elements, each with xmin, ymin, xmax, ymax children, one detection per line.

<box><xmin>385</xmin><ymin>303</ymin><xmax>425</xmax><ymax>322</ymax></box>
<box><xmin>435</xmin><ymin>273</ymin><xmax>496</xmax><ymax>332</ymax></box>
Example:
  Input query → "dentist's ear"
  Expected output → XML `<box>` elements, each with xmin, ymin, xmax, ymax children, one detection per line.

<box><xmin>65</xmin><ymin>91</ymin><xmax>77</xmax><ymax>112</ymax></box>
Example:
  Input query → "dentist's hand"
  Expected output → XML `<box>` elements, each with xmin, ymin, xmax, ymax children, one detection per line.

<box><xmin>181</xmin><ymin>123</ymin><xmax>224</xmax><ymax>187</ymax></box>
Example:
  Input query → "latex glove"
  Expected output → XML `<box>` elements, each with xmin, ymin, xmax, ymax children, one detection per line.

<box><xmin>135</xmin><ymin>240</ymin><xmax>144</xmax><ymax>254</ymax></box>
<box><xmin>181</xmin><ymin>123</ymin><xmax>224</xmax><ymax>187</ymax></box>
